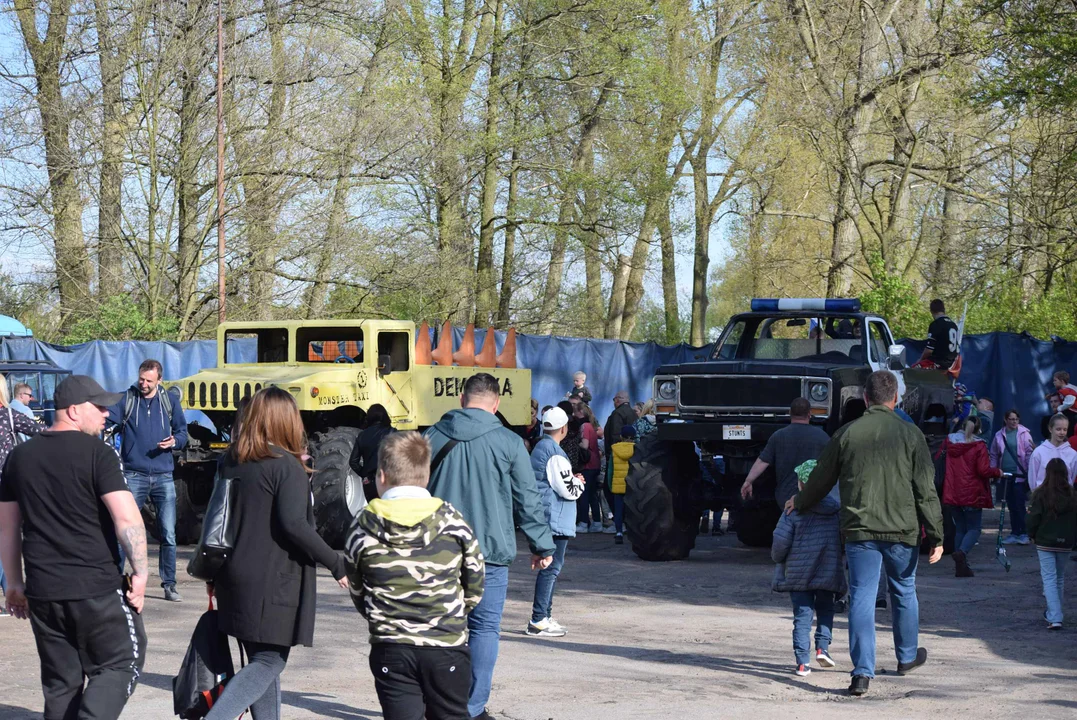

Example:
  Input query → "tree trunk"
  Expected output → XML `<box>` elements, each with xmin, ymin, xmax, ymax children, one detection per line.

<box><xmin>658</xmin><ymin>195</ymin><xmax>680</xmax><ymax>344</ymax></box>
<box><xmin>580</xmin><ymin>146</ymin><xmax>604</xmax><ymax>338</ymax></box>
<box><xmin>497</xmin><ymin>143</ymin><xmax>520</xmax><ymax>327</ymax></box>
<box><xmin>605</xmin><ymin>255</ymin><xmax>631</xmax><ymax>340</ymax></box>
<box><xmin>474</xmin><ymin>0</ymin><xmax>504</xmax><ymax>327</ymax></box>
<box><xmin>538</xmin><ymin>77</ymin><xmax>616</xmax><ymax>334</ymax></box>
<box><xmin>16</xmin><ymin>0</ymin><xmax>91</xmax><ymax>329</ymax></box>
<box><xmin>618</xmin><ymin>200</ymin><xmax>658</xmax><ymax>340</ymax></box>
<box><xmin>94</xmin><ymin>0</ymin><xmax>126</xmax><ymax>298</ymax></box>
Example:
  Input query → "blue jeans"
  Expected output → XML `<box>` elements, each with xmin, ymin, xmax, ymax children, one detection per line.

<box><xmin>1007</xmin><ymin>481</ymin><xmax>1028</xmax><ymax>536</ymax></box>
<box><xmin>122</xmin><ymin>472</ymin><xmax>177</xmax><ymax>587</ymax></box>
<box><xmin>790</xmin><ymin>591</ymin><xmax>835</xmax><ymax>665</ymax></box>
<box><xmin>613</xmin><ymin>494</ymin><xmax>625</xmax><ymax>533</ymax></box>
<box><xmin>467</xmin><ymin>563</ymin><xmax>508</xmax><ymax>718</ymax></box>
<box><xmin>1038</xmin><ymin>550</ymin><xmax>1067</xmax><ymax>624</ymax></box>
<box><xmin>846</xmin><ymin>541</ymin><xmax>920</xmax><ymax>678</ymax></box>
<box><xmin>576</xmin><ymin>469</ymin><xmax>601</xmax><ymax>525</ymax></box>
<box><xmin>531</xmin><ymin>537</ymin><xmax>569</xmax><ymax>623</ymax></box>
<box><xmin>951</xmin><ymin>507</ymin><xmax>983</xmax><ymax>556</ymax></box>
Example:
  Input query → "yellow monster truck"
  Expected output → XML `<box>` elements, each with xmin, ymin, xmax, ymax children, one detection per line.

<box><xmin>166</xmin><ymin>319</ymin><xmax>528</xmax><ymax>547</ymax></box>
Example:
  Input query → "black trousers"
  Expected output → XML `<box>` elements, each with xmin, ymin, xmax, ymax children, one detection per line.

<box><xmin>29</xmin><ymin>589</ymin><xmax>148</xmax><ymax>720</ymax></box>
<box><xmin>369</xmin><ymin>644</ymin><xmax>470</xmax><ymax>720</ymax></box>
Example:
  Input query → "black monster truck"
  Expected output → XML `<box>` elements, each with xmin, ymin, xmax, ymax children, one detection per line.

<box><xmin>625</xmin><ymin>298</ymin><xmax>954</xmax><ymax>561</ymax></box>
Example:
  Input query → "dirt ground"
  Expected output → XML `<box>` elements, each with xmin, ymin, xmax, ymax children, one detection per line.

<box><xmin>3</xmin><ymin>508</ymin><xmax>1076</xmax><ymax>719</ymax></box>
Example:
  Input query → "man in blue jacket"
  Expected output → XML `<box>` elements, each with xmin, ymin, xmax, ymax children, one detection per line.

<box><xmin>107</xmin><ymin>359</ymin><xmax>188</xmax><ymax>602</ymax></box>
<box><xmin>425</xmin><ymin>373</ymin><xmax>555</xmax><ymax>720</ymax></box>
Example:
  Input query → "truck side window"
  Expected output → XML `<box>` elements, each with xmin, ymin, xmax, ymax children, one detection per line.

<box><xmin>714</xmin><ymin>321</ymin><xmax>746</xmax><ymax>360</ymax></box>
<box><xmin>868</xmin><ymin>321</ymin><xmax>890</xmax><ymax>365</ymax></box>
<box><xmin>297</xmin><ymin>328</ymin><xmax>364</xmax><ymax>363</ymax></box>
<box><xmin>225</xmin><ymin>330</ymin><xmax>288</xmax><ymax>363</ymax></box>
<box><xmin>378</xmin><ymin>332</ymin><xmax>410</xmax><ymax>373</ymax></box>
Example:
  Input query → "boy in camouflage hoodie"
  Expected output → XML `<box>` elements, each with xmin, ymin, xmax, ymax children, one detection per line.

<box><xmin>345</xmin><ymin>431</ymin><xmax>485</xmax><ymax>720</ymax></box>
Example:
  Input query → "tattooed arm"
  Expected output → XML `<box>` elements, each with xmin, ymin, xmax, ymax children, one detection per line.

<box><xmin>101</xmin><ymin>490</ymin><xmax>149</xmax><ymax>613</ymax></box>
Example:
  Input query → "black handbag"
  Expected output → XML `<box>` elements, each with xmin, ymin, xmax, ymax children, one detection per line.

<box><xmin>172</xmin><ymin>597</ymin><xmax>238</xmax><ymax>719</ymax></box>
<box><xmin>187</xmin><ymin>465</ymin><xmax>236</xmax><ymax>581</ymax></box>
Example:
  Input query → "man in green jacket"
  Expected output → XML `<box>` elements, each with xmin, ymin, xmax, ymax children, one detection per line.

<box><xmin>788</xmin><ymin>370</ymin><xmax>944</xmax><ymax>697</ymax></box>
<box><xmin>425</xmin><ymin>373</ymin><xmax>555</xmax><ymax>720</ymax></box>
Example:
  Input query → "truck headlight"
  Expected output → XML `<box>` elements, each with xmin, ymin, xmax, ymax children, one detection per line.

<box><xmin>658</xmin><ymin>380</ymin><xmax>677</xmax><ymax>400</ymax></box>
<box><xmin>809</xmin><ymin>383</ymin><xmax>829</xmax><ymax>403</ymax></box>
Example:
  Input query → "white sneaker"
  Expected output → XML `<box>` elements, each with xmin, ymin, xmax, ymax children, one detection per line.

<box><xmin>588</xmin><ymin>522</ymin><xmax>603</xmax><ymax>533</ymax></box>
<box><xmin>1049</xmin><ymin>622</ymin><xmax>1063</xmax><ymax>630</ymax></box>
<box><xmin>1002</xmin><ymin>535</ymin><xmax>1020</xmax><ymax>545</ymax></box>
<box><xmin>575</xmin><ymin>523</ymin><xmax>588</xmax><ymax>534</ymax></box>
<box><xmin>602</xmin><ymin>526</ymin><xmax>617</xmax><ymax>534</ymax></box>
<box><xmin>1016</xmin><ymin>535</ymin><xmax>1030</xmax><ymax>545</ymax></box>
<box><xmin>526</xmin><ymin>618</ymin><xmax>566</xmax><ymax>637</ymax></box>
<box><xmin>795</xmin><ymin>664</ymin><xmax>811</xmax><ymax>677</ymax></box>
<box><xmin>546</xmin><ymin>617</ymin><xmax>567</xmax><ymax>632</ymax></box>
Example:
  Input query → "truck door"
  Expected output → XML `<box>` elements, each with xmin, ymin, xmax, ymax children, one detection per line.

<box><xmin>866</xmin><ymin>318</ymin><xmax>906</xmax><ymax>401</ymax></box>
<box><xmin>376</xmin><ymin>330</ymin><xmax>415</xmax><ymax>423</ymax></box>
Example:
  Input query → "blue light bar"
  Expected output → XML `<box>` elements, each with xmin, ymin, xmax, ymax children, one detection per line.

<box><xmin>750</xmin><ymin>298</ymin><xmax>861</xmax><ymax>312</ymax></box>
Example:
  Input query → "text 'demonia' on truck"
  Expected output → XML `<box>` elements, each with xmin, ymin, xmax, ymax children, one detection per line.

<box><xmin>625</xmin><ymin>298</ymin><xmax>955</xmax><ymax>561</ymax></box>
<box><xmin>165</xmin><ymin>320</ymin><xmax>529</xmax><ymax>547</ymax></box>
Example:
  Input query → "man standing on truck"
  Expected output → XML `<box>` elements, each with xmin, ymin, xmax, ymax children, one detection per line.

<box><xmin>788</xmin><ymin>370</ymin><xmax>944</xmax><ymax>698</ymax></box>
<box><xmin>917</xmin><ymin>299</ymin><xmax>960</xmax><ymax>371</ymax></box>
<box><xmin>740</xmin><ymin>398</ymin><xmax>829</xmax><ymax>508</ymax></box>
<box><xmin>107</xmin><ymin>359</ymin><xmax>188</xmax><ymax>603</ymax></box>
<box><xmin>424</xmin><ymin>373</ymin><xmax>555</xmax><ymax>720</ymax></box>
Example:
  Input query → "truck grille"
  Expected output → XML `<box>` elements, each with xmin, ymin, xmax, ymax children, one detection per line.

<box><xmin>187</xmin><ymin>381</ymin><xmax>261</xmax><ymax>409</ymax></box>
<box><xmin>680</xmin><ymin>376</ymin><xmax>803</xmax><ymax>410</ymax></box>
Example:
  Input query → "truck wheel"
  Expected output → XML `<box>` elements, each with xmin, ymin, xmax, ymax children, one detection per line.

<box><xmin>137</xmin><ymin>464</ymin><xmax>212</xmax><ymax>546</ymax></box>
<box><xmin>310</xmin><ymin>426</ymin><xmax>364</xmax><ymax>549</ymax></box>
<box><xmin>624</xmin><ymin>435</ymin><xmax>703</xmax><ymax>561</ymax></box>
<box><xmin>735</xmin><ymin>503</ymin><xmax>781</xmax><ymax>548</ymax></box>
<box><xmin>173</xmin><ymin>472</ymin><xmax>205</xmax><ymax>545</ymax></box>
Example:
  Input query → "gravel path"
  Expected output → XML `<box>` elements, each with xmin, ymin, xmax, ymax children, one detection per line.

<box><xmin>2</xmin><ymin>509</ymin><xmax>1075</xmax><ymax>719</ymax></box>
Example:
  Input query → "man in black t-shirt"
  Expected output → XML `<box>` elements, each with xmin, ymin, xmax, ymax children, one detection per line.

<box><xmin>919</xmin><ymin>299</ymin><xmax>960</xmax><ymax>371</ymax></box>
<box><xmin>0</xmin><ymin>375</ymin><xmax>150</xmax><ymax>720</ymax></box>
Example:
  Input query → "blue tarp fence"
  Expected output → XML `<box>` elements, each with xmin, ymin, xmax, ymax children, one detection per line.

<box><xmin>2</xmin><ymin>330</ymin><xmax>1074</xmax><ymax>437</ymax></box>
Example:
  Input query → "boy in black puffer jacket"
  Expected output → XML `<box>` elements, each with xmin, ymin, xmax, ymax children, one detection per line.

<box><xmin>772</xmin><ymin>461</ymin><xmax>847</xmax><ymax>677</ymax></box>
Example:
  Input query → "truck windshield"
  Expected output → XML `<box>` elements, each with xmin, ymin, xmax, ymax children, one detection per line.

<box><xmin>713</xmin><ymin>316</ymin><xmax>864</xmax><ymax>363</ymax></box>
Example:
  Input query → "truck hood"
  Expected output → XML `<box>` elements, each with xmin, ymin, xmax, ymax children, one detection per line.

<box><xmin>176</xmin><ymin>364</ymin><xmax>351</xmax><ymax>385</ymax></box>
<box><xmin>656</xmin><ymin>359</ymin><xmax>856</xmax><ymax>377</ymax></box>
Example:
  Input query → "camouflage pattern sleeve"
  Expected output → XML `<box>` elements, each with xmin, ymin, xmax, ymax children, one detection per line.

<box><xmin>343</xmin><ymin>515</ymin><xmax>369</xmax><ymax>617</ymax></box>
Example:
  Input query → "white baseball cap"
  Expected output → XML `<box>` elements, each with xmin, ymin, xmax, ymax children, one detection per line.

<box><xmin>542</xmin><ymin>406</ymin><xmax>569</xmax><ymax>431</ymax></box>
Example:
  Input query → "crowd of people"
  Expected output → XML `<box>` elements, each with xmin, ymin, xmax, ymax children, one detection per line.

<box><xmin>2</xmin><ymin>346</ymin><xmax>1077</xmax><ymax>717</ymax></box>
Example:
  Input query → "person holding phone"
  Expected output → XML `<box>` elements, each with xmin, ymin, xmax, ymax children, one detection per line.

<box><xmin>0</xmin><ymin>375</ymin><xmax>149</xmax><ymax>719</ymax></box>
<box><xmin>106</xmin><ymin>358</ymin><xmax>188</xmax><ymax>602</ymax></box>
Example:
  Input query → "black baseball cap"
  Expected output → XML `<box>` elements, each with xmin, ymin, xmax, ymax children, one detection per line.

<box><xmin>55</xmin><ymin>375</ymin><xmax>124</xmax><ymax>409</ymax></box>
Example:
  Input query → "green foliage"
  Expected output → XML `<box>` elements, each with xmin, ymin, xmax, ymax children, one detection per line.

<box><xmin>964</xmin><ymin>271</ymin><xmax>1077</xmax><ymax>339</ymax></box>
<box><xmin>629</xmin><ymin>299</ymin><xmax>691</xmax><ymax>346</ymax></box>
<box><xmin>61</xmin><ymin>296</ymin><xmax>180</xmax><ymax>344</ymax></box>
<box><xmin>972</xmin><ymin>0</ymin><xmax>1077</xmax><ymax>108</ymax></box>
<box><xmin>859</xmin><ymin>256</ymin><xmax>931</xmax><ymax>340</ymax></box>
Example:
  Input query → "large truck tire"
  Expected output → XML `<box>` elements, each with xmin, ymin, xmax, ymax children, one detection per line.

<box><xmin>624</xmin><ymin>435</ymin><xmax>703</xmax><ymax>562</ymax></box>
<box><xmin>310</xmin><ymin>426</ymin><xmax>364</xmax><ymax>549</ymax></box>
<box><xmin>735</xmin><ymin>503</ymin><xmax>781</xmax><ymax>548</ymax></box>
<box><xmin>138</xmin><ymin>463</ymin><xmax>213</xmax><ymax>546</ymax></box>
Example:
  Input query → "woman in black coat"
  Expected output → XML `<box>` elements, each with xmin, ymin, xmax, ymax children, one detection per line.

<box><xmin>206</xmin><ymin>386</ymin><xmax>347</xmax><ymax>720</ymax></box>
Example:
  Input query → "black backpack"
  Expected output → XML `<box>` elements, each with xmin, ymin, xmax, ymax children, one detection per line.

<box><xmin>173</xmin><ymin>601</ymin><xmax>237</xmax><ymax>719</ymax></box>
<box><xmin>120</xmin><ymin>386</ymin><xmax>176</xmax><ymax>428</ymax></box>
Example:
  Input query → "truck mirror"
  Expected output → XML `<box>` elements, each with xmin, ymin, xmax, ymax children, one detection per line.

<box><xmin>378</xmin><ymin>354</ymin><xmax>393</xmax><ymax>375</ymax></box>
<box><xmin>888</xmin><ymin>344</ymin><xmax>906</xmax><ymax>370</ymax></box>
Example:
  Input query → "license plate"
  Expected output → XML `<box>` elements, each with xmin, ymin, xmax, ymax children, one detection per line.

<box><xmin>723</xmin><ymin>425</ymin><xmax>750</xmax><ymax>441</ymax></box>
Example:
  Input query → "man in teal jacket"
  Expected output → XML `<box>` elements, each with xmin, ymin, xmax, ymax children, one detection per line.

<box><xmin>790</xmin><ymin>370</ymin><xmax>944</xmax><ymax>698</ymax></box>
<box><xmin>425</xmin><ymin>373</ymin><xmax>555</xmax><ymax>720</ymax></box>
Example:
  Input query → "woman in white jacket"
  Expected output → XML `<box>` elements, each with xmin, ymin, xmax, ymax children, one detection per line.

<box><xmin>1028</xmin><ymin>414</ymin><xmax>1077</xmax><ymax>491</ymax></box>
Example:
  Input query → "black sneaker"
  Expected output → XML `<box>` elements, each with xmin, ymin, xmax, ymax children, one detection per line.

<box><xmin>615</xmin><ymin>533</ymin><xmax>624</xmax><ymax>545</ymax></box>
<box><xmin>876</xmin><ymin>596</ymin><xmax>887</xmax><ymax>610</ymax></box>
<box><xmin>699</xmin><ymin>517</ymin><xmax>710</xmax><ymax>534</ymax></box>
<box><xmin>897</xmin><ymin>647</ymin><xmax>928</xmax><ymax>675</ymax></box>
<box><xmin>163</xmin><ymin>584</ymin><xmax>182</xmax><ymax>602</ymax></box>
<box><xmin>834</xmin><ymin>598</ymin><xmax>846</xmax><ymax>614</ymax></box>
<box><xmin>849</xmin><ymin>675</ymin><xmax>870</xmax><ymax>696</ymax></box>
<box><xmin>472</xmin><ymin>710</ymin><xmax>497</xmax><ymax>720</ymax></box>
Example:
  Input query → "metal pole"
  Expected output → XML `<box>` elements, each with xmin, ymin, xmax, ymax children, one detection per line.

<box><xmin>216</xmin><ymin>0</ymin><xmax>226</xmax><ymax>323</ymax></box>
